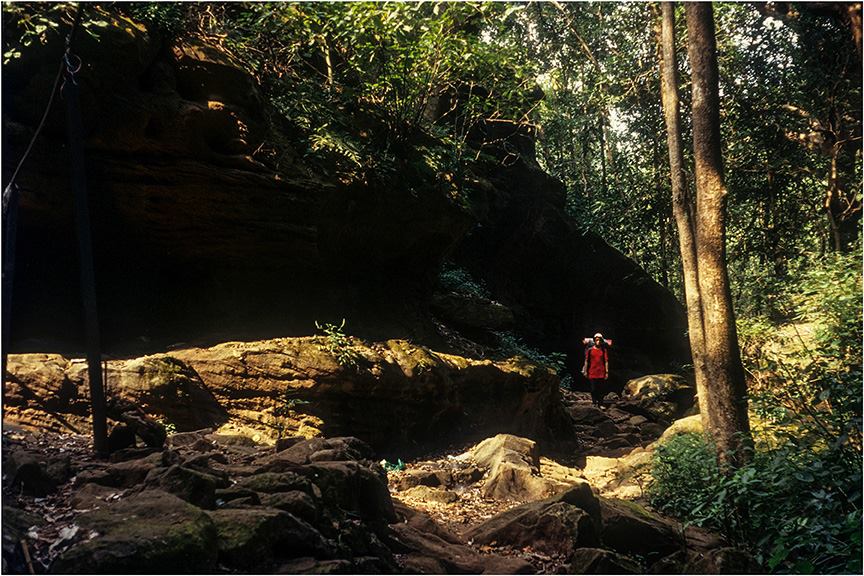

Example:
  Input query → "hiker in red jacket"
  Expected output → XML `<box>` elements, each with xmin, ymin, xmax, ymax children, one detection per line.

<box><xmin>582</xmin><ymin>332</ymin><xmax>610</xmax><ymax>408</ymax></box>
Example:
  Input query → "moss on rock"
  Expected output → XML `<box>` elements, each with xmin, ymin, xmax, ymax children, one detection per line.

<box><xmin>51</xmin><ymin>490</ymin><xmax>218</xmax><ymax>574</ymax></box>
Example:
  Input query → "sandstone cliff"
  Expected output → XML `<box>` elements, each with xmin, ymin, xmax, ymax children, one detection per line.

<box><xmin>3</xmin><ymin>8</ymin><xmax>687</xmax><ymax>379</ymax></box>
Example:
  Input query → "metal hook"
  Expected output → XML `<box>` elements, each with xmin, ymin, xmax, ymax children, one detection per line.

<box><xmin>63</xmin><ymin>52</ymin><xmax>82</xmax><ymax>75</ymax></box>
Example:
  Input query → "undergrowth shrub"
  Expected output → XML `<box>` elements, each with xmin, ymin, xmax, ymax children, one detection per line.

<box><xmin>495</xmin><ymin>330</ymin><xmax>566</xmax><ymax>373</ymax></box>
<box><xmin>437</xmin><ymin>263</ymin><xmax>491</xmax><ymax>299</ymax></box>
<box><xmin>315</xmin><ymin>319</ymin><xmax>362</xmax><ymax>369</ymax></box>
<box><xmin>649</xmin><ymin>433</ymin><xmax>862</xmax><ymax>573</ymax></box>
<box><xmin>650</xmin><ymin>246</ymin><xmax>863</xmax><ymax>574</ymax></box>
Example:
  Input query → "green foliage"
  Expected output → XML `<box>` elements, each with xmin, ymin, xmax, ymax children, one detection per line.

<box><xmin>121</xmin><ymin>3</ymin><xmax>189</xmax><ymax>37</ymax></box>
<box><xmin>120</xmin><ymin>2</ymin><xmax>537</xmax><ymax>187</ymax></box>
<box><xmin>741</xmin><ymin>246</ymin><xmax>862</xmax><ymax>467</ymax></box>
<box><xmin>437</xmin><ymin>263</ymin><xmax>491</xmax><ymax>299</ymax></box>
<box><xmin>494</xmin><ymin>330</ymin><xmax>566</xmax><ymax>373</ymax></box>
<box><xmin>653</xmin><ymin>248</ymin><xmax>862</xmax><ymax>574</ymax></box>
<box><xmin>315</xmin><ymin>319</ymin><xmax>362</xmax><ymax>369</ymax></box>
<box><xmin>156</xmin><ymin>418</ymin><xmax>177</xmax><ymax>436</ymax></box>
<box><xmin>796</xmin><ymin>246</ymin><xmax>863</xmax><ymax>361</ymax></box>
<box><xmin>380</xmin><ymin>458</ymin><xmax>406</xmax><ymax>472</ymax></box>
<box><xmin>273</xmin><ymin>388</ymin><xmax>311</xmax><ymax>420</ymax></box>
<box><xmin>649</xmin><ymin>433</ymin><xmax>862</xmax><ymax>574</ymax></box>
<box><xmin>648</xmin><ymin>433</ymin><xmax>722</xmax><ymax>521</ymax></box>
<box><xmin>2</xmin><ymin>3</ymin><xmax>66</xmax><ymax>63</ymax></box>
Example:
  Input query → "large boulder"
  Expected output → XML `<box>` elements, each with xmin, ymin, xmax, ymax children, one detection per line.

<box><xmin>50</xmin><ymin>490</ymin><xmax>219</xmax><ymax>574</ymax></box>
<box><xmin>3</xmin><ymin>448</ymin><xmax>72</xmax><ymax>497</ymax></box>
<box><xmin>619</xmin><ymin>374</ymin><xmax>696</xmax><ymax>423</ymax></box>
<box><xmin>390</xmin><ymin>502</ymin><xmax>533</xmax><ymax>574</ymax></box>
<box><xmin>144</xmin><ymin>463</ymin><xmax>230</xmax><ymax>509</ymax></box>
<box><xmin>580</xmin><ymin>449</ymin><xmax>653</xmax><ymax>500</ymax></box>
<box><xmin>291</xmin><ymin>461</ymin><xmax>397</xmax><ymax>526</ymax></box>
<box><xmin>103</xmin><ymin>356</ymin><xmax>229</xmax><ymax>432</ymax></box>
<box><xmin>430</xmin><ymin>291</ymin><xmax>515</xmax><ymax>332</ymax></box>
<box><xmin>599</xmin><ymin>499</ymin><xmax>682</xmax><ymax>566</ymax></box>
<box><xmin>207</xmin><ymin>507</ymin><xmax>333</xmax><ymax>570</ymax></box>
<box><xmin>657</xmin><ymin>414</ymin><xmax>703</xmax><ymax>443</ymax></box>
<box><xmin>465</xmin><ymin>434</ymin><xmax>554</xmax><ymax>501</ymax></box>
<box><xmin>265</xmin><ymin>436</ymin><xmax>374</xmax><ymax>465</ymax></box>
<box><xmin>463</xmin><ymin>482</ymin><xmax>602</xmax><ymax>557</ymax></box>
<box><xmin>3</xmin><ymin>355</ymin><xmax>91</xmax><ymax>433</ymax></box>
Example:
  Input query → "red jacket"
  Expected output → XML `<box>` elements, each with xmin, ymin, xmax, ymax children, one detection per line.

<box><xmin>585</xmin><ymin>346</ymin><xmax>608</xmax><ymax>379</ymax></box>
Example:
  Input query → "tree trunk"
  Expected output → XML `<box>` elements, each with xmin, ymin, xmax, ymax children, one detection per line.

<box><xmin>825</xmin><ymin>144</ymin><xmax>861</xmax><ymax>252</ymax></box>
<box><xmin>599</xmin><ymin>112</ymin><xmax>608</xmax><ymax>197</ymax></box>
<box><xmin>686</xmin><ymin>2</ymin><xmax>752</xmax><ymax>467</ymax></box>
<box><xmin>658</xmin><ymin>2</ymin><xmax>712</xmax><ymax>433</ymax></box>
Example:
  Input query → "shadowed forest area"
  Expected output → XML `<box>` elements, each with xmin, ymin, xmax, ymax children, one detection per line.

<box><xmin>1</xmin><ymin>2</ymin><xmax>861</xmax><ymax>574</ymax></box>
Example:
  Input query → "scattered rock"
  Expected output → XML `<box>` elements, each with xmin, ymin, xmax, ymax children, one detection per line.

<box><xmin>569</xmin><ymin>547</ymin><xmax>642</xmax><ymax>574</ymax></box>
<box><xmin>402</xmin><ymin>485</ymin><xmax>459</xmax><ymax>504</ymax></box>
<box><xmin>396</xmin><ymin>469</ymin><xmax>453</xmax><ymax>490</ymax></box>
<box><xmin>294</xmin><ymin>461</ymin><xmax>397</xmax><ymax>525</ymax></box>
<box><xmin>464</xmin><ymin>482</ymin><xmax>602</xmax><ymax>557</ymax></box>
<box><xmin>145</xmin><ymin>463</ymin><xmax>229</xmax><ymax>509</ymax></box>
<box><xmin>627</xmin><ymin>415</ymin><xmax>648</xmax><ymax>426</ymax></box>
<box><xmin>235</xmin><ymin>471</ymin><xmax>314</xmax><ymax>495</ymax></box>
<box><xmin>4</xmin><ymin>450</ymin><xmax>69</xmax><ymax>496</ymax></box>
<box><xmin>619</xmin><ymin>374</ymin><xmax>695</xmax><ymax>423</ymax></box>
<box><xmin>568</xmin><ymin>405</ymin><xmax>615</xmax><ymax>426</ymax></box>
<box><xmin>73</xmin><ymin>451</ymin><xmax>168</xmax><ymax>489</ymax></box>
<box><xmin>69</xmin><ymin>483</ymin><xmax>124</xmax><ymax>510</ymax></box>
<box><xmin>106</xmin><ymin>424</ymin><xmax>137</xmax><ymax>452</ymax></box>
<box><xmin>590</xmin><ymin>420</ymin><xmax>620</xmax><ymax>438</ymax></box>
<box><xmin>600</xmin><ymin>499</ymin><xmax>682</xmax><ymax>565</ymax></box>
<box><xmin>258</xmin><ymin>491</ymin><xmax>319</xmax><ymax>523</ymax></box>
<box><xmin>51</xmin><ymin>490</ymin><xmax>219</xmax><ymax>574</ymax></box>
<box><xmin>641</xmin><ymin>422</ymin><xmax>667</xmax><ymax>439</ymax></box>
<box><xmin>208</xmin><ymin>507</ymin><xmax>332</xmax><ymax>569</ymax></box>
<box><xmin>390</xmin><ymin>503</ymin><xmax>533</xmax><ymax>574</ymax></box>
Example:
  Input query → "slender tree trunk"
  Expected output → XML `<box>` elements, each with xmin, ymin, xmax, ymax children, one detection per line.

<box><xmin>651</xmin><ymin>116</ymin><xmax>670</xmax><ymax>288</ymax></box>
<box><xmin>599</xmin><ymin>113</ymin><xmax>608</xmax><ymax>197</ymax></box>
<box><xmin>658</xmin><ymin>2</ymin><xmax>712</xmax><ymax>432</ymax></box>
<box><xmin>686</xmin><ymin>2</ymin><xmax>752</xmax><ymax>467</ymax></box>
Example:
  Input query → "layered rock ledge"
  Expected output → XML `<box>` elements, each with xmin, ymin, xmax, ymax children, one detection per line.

<box><xmin>5</xmin><ymin>337</ymin><xmax>573</xmax><ymax>456</ymax></box>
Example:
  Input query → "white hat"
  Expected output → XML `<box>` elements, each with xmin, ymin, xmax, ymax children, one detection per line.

<box><xmin>594</xmin><ymin>333</ymin><xmax>604</xmax><ymax>339</ymax></box>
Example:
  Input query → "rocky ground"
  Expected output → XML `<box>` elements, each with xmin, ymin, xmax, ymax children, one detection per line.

<box><xmin>2</xmin><ymin>341</ymin><xmax>757</xmax><ymax>574</ymax></box>
<box><xmin>2</xmin><ymin>384</ymin><xmax>755</xmax><ymax>574</ymax></box>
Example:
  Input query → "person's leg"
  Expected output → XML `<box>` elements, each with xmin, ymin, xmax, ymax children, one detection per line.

<box><xmin>590</xmin><ymin>378</ymin><xmax>602</xmax><ymax>406</ymax></box>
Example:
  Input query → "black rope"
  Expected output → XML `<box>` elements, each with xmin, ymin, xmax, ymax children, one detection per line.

<box><xmin>1</xmin><ymin>183</ymin><xmax>20</xmax><ymax>410</ymax></box>
<box><xmin>4</xmin><ymin>62</ymin><xmax>65</xmax><ymax>192</ymax></box>
<box><xmin>2</xmin><ymin>5</ymin><xmax>81</xmax><ymax>400</ymax></box>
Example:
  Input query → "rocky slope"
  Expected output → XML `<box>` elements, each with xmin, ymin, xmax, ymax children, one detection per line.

<box><xmin>3</xmin><ymin>337</ymin><xmax>746</xmax><ymax>574</ymax></box>
<box><xmin>2</xmin><ymin>425</ymin><xmax>755</xmax><ymax>575</ymax></box>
